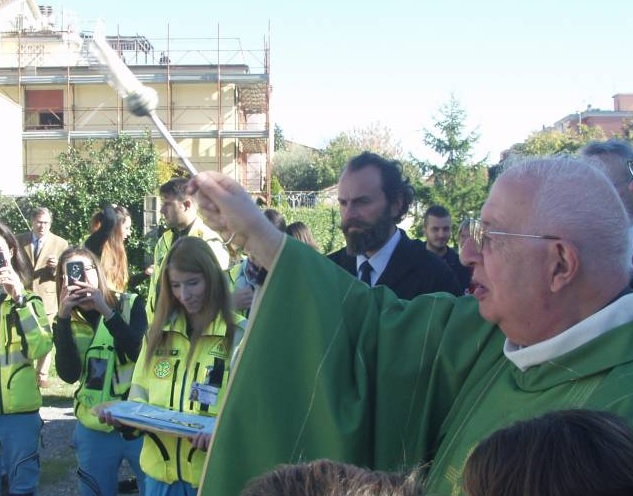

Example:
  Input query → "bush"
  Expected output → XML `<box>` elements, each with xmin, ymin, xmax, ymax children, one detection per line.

<box><xmin>3</xmin><ymin>136</ymin><xmax>160</xmax><ymax>292</ymax></box>
<box><xmin>278</xmin><ymin>205</ymin><xmax>344</xmax><ymax>254</ymax></box>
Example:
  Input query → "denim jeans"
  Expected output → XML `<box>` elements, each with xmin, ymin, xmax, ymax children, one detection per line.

<box><xmin>73</xmin><ymin>422</ymin><xmax>145</xmax><ymax>496</ymax></box>
<box><xmin>0</xmin><ymin>412</ymin><xmax>41</xmax><ymax>495</ymax></box>
<box><xmin>144</xmin><ymin>475</ymin><xmax>197</xmax><ymax>496</ymax></box>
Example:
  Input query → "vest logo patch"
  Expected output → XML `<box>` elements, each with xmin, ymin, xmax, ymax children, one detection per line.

<box><xmin>153</xmin><ymin>360</ymin><xmax>172</xmax><ymax>379</ymax></box>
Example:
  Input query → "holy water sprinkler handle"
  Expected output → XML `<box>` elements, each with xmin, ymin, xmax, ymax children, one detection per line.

<box><xmin>90</xmin><ymin>23</ymin><xmax>198</xmax><ymax>176</ymax></box>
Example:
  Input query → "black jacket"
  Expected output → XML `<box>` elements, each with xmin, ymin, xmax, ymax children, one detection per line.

<box><xmin>328</xmin><ymin>230</ymin><xmax>462</xmax><ymax>300</ymax></box>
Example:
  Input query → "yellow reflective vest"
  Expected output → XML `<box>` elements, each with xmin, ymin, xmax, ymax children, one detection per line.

<box><xmin>0</xmin><ymin>293</ymin><xmax>52</xmax><ymax>414</ymax></box>
<box><xmin>73</xmin><ymin>293</ymin><xmax>138</xmax><ymax>431</ymax></box>
<box><xmin>129</xmin><ymin>311</ymin><xmax>246</xmax><ymax>487</ymax></box>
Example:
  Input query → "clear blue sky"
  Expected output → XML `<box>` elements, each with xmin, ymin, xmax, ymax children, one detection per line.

<box><xmin>49</xmin><ymin>0</ymin><xmax>633</xmax><ymax>163</ymax></box>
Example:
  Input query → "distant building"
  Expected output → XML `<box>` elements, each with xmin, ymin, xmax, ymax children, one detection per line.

<box><xmin>553</xmin><ymin>93</ymin><xmax>633</xmax><ymax>136</ymax></box>
<box><xmin>0</xmin><ymin>1</ymin><xmax>271</xmax><ymax>197</ymax></box>
<box><xmin>0</xmin><ymin>92</ymin><xmax>24</xmax><ymax>195</ymax></box>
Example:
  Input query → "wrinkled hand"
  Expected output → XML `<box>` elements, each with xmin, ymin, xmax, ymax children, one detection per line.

<box><xmin>45</xmin><ymin>256</ymin><xmax>58</xmax><ymax>270</ymax></box>
<box><xmin>189</xmin><ymin>431</ymin><xmax>212</xmax><ymax>452</ymax></box>
<box><xmin>187</xmin><ymin>172</ymin><xmax>284</xmax><ymax>270</ymax></box>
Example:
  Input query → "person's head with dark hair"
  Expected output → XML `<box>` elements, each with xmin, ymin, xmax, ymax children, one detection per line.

<box><xmin>246</xmin><ymin>209</ymin><xmax>287</xmax><ymax>286</ymax></box>
<box><xmin>159</xmin><ymin>177</ymin><xmax>191</xmax><ymax>202</ymax></box>
<box><xmin>286</xmin><ymin>221</ymin><xmax>319</xmax><ymax>251</ymax></box>
<box><xmin>423</xmin><ymin>205</ymin><xmax>452</xmax><ymax>256</ymax></box>
<box><xmin>338</xmin><ymin>151</ymin><xmax>414</xmax><ymax>256</ymax></box>
<box><xmin>263</xmin><ymin>209</ymin><xmax>286</xmax><ymax>233</ymax></box>
<box><xmin>240</xmin><ymin>459</ymin><xmax>422</xmax><ymax>496</ymax></box>
<box><xmin>463</xmin><ymin>409</ymin><xmax>633</xmax><ymax>496</ymax></box>
<box><xmin>582</xmin><ymin>139</ymin><xmax>633</xmax><ymax>223</ymax></box>
<box><xmin>159</xmin><ymin>177</ymin><xmax>198</xmax><ymax>230</ymax></box>
<box><xmin>30</xmin><ymin>206</ymin><xmax>53</xmax><ymax>241</ymax></box>
<box><xmin>0</xmin><ymin>221</ymin><xmax>33</xmax><ymax>290</ymax></box>
<box><xmin>423</xmin><ymin>205</ymin><xmax>450</xmax><ymax>222</ymax></box>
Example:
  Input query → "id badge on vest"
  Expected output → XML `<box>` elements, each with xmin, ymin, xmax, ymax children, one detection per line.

<box><xmin>190</xmin><ymin>382</ymin><xmax>219</xmax><ymax>406</ymax></box>
<box><xmin>189</xmin><ymin>358</ymin><xmax>225</xmax><ymax>408</ymax></box>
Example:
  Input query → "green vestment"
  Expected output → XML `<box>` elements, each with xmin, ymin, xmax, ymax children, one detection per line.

<box><xmin>200</xmin><ymin>239</ymin><xmax>633</xmax><ymax>496</ymax></box>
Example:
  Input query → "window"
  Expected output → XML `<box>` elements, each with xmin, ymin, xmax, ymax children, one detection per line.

<box><xmin>25</xmin><ymin>89</ymin><xmax>64</xmax><ymax>130</ymax></box>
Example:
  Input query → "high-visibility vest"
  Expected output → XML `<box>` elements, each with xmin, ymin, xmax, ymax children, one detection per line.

<box><xmin>73</xmin><ymin>293</ymin><xmax>138</xmax><ymax>432</ymax></box>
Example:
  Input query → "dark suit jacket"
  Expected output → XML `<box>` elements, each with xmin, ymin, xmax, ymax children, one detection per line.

<box><xmin>328</xmin><ymin>230</ymin><xmax>462</xmax><ymax>300</ymax></box>
<box><xmin>422</xmin><ymin>242</ymin><xmax>472</xmax><ymax>295</ymax></box>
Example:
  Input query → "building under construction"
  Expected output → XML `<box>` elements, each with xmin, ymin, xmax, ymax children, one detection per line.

<box><xmin>0</xmin><ymin>0</ymin><xmax>271</xmax><ymax>199</ymax></box>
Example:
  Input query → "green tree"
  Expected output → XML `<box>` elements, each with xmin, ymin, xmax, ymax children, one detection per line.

<box><xmin>414</xmin><ymin>96</ymin><xmax>489</xmax><ymax>239</ymax></box>
<box><xmin>24</xmin><ymin>135</ymin><xmax>160</xmax><ymax>276</ymax></box>
<box><xmin>316</xmin><ymin>122</ymin><xmax>403</xmax><ymax>189</ymax></box>
<box><xmin>0</xmin><ymin>195</ymin><xmax>32</xmax><ymax>234</ymax></box>
<box><xmin>622</xmin><ymin>119</ymin><xmax>633</xmax><ymax>141</ymax></box>
<box><xmin>278</xmin><ymin>205</ymin><xmax>344</xmax><ymax>254</ymax></box>
<box><xmin>272</xmin><ymin>144</ymin><xmax>323</xmax><ymax>191</ymax></box>
<box><xmin>274</xmin><ymin>124</ymin><xmax>287</xmax><ymax>152</ymax></box>
<box><xmin>510</xmin><ymin>124</ymin><xmax>607</xmax><ymax>156</ymax></box>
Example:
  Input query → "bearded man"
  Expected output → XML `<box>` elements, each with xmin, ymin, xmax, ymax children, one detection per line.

<box><xmin>328</xmin><ymin>151</ymin><xmax>461</xmax><ymax>299</ymax></box>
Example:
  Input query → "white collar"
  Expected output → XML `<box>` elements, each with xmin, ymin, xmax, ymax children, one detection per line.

<box><xmin>356</xmin><ymin>229</ymin><xmax>401</xmax><ymax>286</ymax></box>
<box><xmin>504</xmin><ymin>293</ymin><xmax>633</xmax><ymax>371</ymax></box>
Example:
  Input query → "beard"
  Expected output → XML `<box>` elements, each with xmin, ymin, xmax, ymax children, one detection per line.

<box><xmin>342</xmin><ymin>208</ymin><xmax>394</xmax><ymax>256</ymax></box>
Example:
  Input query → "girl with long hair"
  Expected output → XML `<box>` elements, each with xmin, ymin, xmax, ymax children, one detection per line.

<box><xmin>53</xmin><ymin>246</ymin><xmax>147</xmax><ymax>496</ymax></box>
<box><xmin>125</xmin><ymin>236</ymin><xmax>246</xmax><ymax>496</ymax></box>
<box><xmin>85</xmin><ymin>204</ymin><xmax>131</xmax><ymax>292</ymax></box>
<box><xmin>0</xmin><ymin>221</ymin><xmax>52</xmax><ymax>496</ymax></box>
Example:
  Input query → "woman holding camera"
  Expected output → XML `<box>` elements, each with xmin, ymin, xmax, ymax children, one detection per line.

<box><xmin>120</xmin><ymin>236</ymin><xmax>246</xmax><ymax>496</ymax></box>
<box><xmin>0</xmin><ymin>221</ymin><xmax>52</xmax><ymax>496</ymax></box>
<box><xmin>53</xmin><ymin>246</ymin><xmax>147</xmax><ymax>496</ymax></box>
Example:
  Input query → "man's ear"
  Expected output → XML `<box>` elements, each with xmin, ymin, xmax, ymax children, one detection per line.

<box><xmin>549</xmin><ymin>240</ymin><xmax>580</xmax><ymax>292</ymax></box>
<box><xmin>182</xmin><ymin>198</ymin><xmax>193</xmax><ymax>211</ymax></box>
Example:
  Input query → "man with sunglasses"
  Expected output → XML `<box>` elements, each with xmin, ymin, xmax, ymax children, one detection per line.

<box><xmin>189</xmin><ymin>155</ymin><xmax>633</xmax><ymax>496</ymax></box>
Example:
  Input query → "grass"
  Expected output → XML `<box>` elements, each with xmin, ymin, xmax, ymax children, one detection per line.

<box><xmin>39</xmin><ymin>357</ymin><xmax>79</xmax><ymax>496</ymax></box>
<box><xmin>41</xmin><ymin>350</ymin><xmax>76</xmax><ymax>407</ymax></box>
<box><xmin>41</xmin><ymin>378</ymin><xmax>76</xmax><ymax>407</ymax></box>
